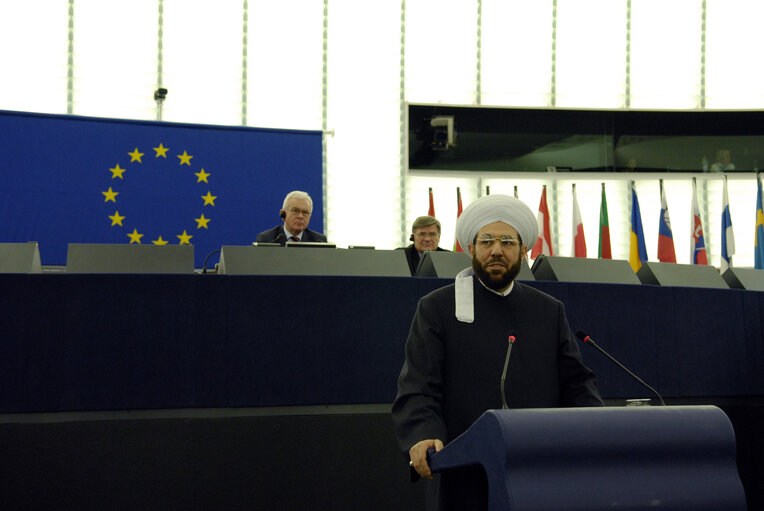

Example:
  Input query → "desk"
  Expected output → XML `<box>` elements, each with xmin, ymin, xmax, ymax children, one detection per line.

<box><xmin>1</xmin><ymin>274</ymin><xmax>763</xmax><ymax>510</ymax></box>
<box><xmin>1</xmin><ymin>274</ymin><xmax>762</xmax><ymax>413</ymax></box>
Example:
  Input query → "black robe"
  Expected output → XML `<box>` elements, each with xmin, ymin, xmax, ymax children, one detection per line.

<box><xmin>392</xmin><ymin>277</ymin><xmax>603</xmax><ymax>511</ymax></box>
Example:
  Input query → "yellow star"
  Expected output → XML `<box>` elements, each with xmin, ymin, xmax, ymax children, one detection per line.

<box><xmin>177</xmin><ymin>230</ymin><xmax>193</xmax><ymax>245</ymax></box>
<box><xmin>195</xmin><ymin>213</ymin><xmax>211</xmax><ymax>229</ymax></box>
<box><xmin>109</xmin><ymin>163</ymin><xmax>126</xmax><ymax>179</ymax></box>
<box><xmin>152</xmin><ymin>236</ymin><xmax>169</xmax><ymax>246</ymax></box>
<box><xmin>201</xmin><ymin>191</ymin><xmax>217</xmax><ymax>206</ymax></box>
<box><xmin>108</xmin><ymin>210</ymin><xmax>125</xmax><ymax>226</ymax></box>
<box><xmin>127</xmin><ymin>229</ymin><xmax>144</xmax><ymax>244</ymax></box>
<box><xmin>195</xmin><ymin>168</ymin><xmax>210</xmax><ymax>183</ymax></box>
<box><xmin>102</xmin><ymin>187</ymin><xmax>119</xmax><ymax>203</ymax></box>
<box><xmin>128</xmin><ymin>147</ymin><xmax>144</xmax><ymax>163</ymax></box>
<box><xmin>153</xmin><ymin>143</ymin><xmax>169</xmax><ymax>158</ymax></box>
<box><xmin>177</xmin><ymin>151</ymin><xmax>193</xmax><ymax>165</ymax></box>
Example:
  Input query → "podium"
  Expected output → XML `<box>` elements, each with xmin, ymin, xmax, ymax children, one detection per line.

<box><xmin>428</xmin><ymin>406</ymin><xmax>745</xmax><ymax>511</ymax></box>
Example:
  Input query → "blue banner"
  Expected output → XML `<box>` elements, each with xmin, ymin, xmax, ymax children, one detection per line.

<box><xmin>0</xmin><ymin>110</ymin><xmax>323</xmax><ymax>267</ymax></box>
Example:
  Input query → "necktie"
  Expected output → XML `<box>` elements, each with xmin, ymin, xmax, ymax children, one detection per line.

<box><xmin>290</xmin><ymin>236</ymin><xmax>299</xmax><ymax>242</ymax></box>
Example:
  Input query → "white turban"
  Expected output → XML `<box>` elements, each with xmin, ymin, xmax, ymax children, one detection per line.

<box><xmin>455</xmin><ymin>194</ymin><xmax>538</xmax><ymax>252</ymax></box>
<box><xmin>454</xmin><ymin>194</ymin><xmax>537</xmax><ymax>323</ymax></box>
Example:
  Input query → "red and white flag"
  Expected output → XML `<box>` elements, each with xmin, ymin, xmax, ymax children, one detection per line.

<box><xmin>427</xmin><ymin>187</ymin><xmax>435</xmax><ymax>217</ymax></box>
<box><xmin>657</xmin><ymin>180</ymin><xmax>677</xmax><ymax>263</ymax></box>
<box><xmin>454</xmin><ymin>187</ymin><xmax>464</xmax><ymax>252</ymax></box>
<box><xmin>531</xmin><ymin>185</ymin><xmax>555</xmax><ymax>258</ymax></box>
<box><xmin>571</xmin><ymin>184</ymin><xmax>586</xmax><ymax>257</ymax></box>
<box><xmin>690</xmin><ymin>178</ymin><xmax>708</xmax><ymax>265</ymax></box>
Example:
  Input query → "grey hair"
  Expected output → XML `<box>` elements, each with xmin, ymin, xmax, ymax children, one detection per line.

<box><xmin>282</xmin><ymin>190</ymin><xmax>313</xmax><ymax>212</ymax></box>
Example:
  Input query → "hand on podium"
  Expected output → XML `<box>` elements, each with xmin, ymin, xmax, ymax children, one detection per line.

<box><xmin>408</xmin><ymin>438</ymin><xmax>443</xmax><ymax>480</ymax></box>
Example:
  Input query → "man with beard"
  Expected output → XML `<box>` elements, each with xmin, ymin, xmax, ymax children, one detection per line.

<box><xmin>392</xmin><ymin>194</ymin><xmax>603</xmax><ymax>511</ymax></box>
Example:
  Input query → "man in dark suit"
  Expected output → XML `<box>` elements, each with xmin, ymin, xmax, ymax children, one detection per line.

<box><xmin>400</xmin><ymin>215</ymin><xmax>448</xmax><ymax>276</ymax></box>
<box><xmin>256</xmin><ymin>190</ymin><xmax>327</xmax><ymax>245</ymax></box>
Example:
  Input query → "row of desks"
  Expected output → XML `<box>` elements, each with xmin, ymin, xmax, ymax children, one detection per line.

<box><xmin>1</xmin><ymin>273</ymin><xmax>762</xmax><ymax>413</ymax></box>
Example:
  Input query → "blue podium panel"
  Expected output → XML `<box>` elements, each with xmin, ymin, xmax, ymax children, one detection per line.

<box><xmin>429</xmin><ymin>406</ymin><xmax>746</xmax><ymax>511</ymax></box>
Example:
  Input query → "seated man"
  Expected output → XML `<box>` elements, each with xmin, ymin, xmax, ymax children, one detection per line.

<box><xmin>400</xmin><ymin>216</ymin><xmax>449</xmax><ymax>276</ymax></box>
<box><xmin>256</xmin><ymin>190</ymin><xmax>327</xmax><ymax>245</ymax></box>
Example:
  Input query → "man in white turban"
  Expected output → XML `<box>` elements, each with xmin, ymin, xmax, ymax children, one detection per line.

<box><xmin>392</xmin><ymin>194</ymin><xmax>603</xmax><ymax>511</ymax></box>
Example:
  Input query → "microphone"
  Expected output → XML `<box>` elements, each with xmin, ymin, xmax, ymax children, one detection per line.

<box><xmin>500</xmin><ymin>331</ymin><xmax>516</xmax><ymax>409</ymax></box>
<box><xmin>201</xmin><ymin>248</ymin><xmax>222</xmax><ymax>274</ymax></box>
<box><xmin>575</xmin><ymin>330</ymin><xmax>665</xmax><ymax>406</ymax></box>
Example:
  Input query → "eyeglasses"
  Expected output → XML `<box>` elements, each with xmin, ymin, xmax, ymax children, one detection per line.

<box><xmin>287</xmin><ymin>208</ymin><xmax>311</xmax><ymax>216</ymax></box>
<box><xmin>476</xmin><ymin>234</ymin><xmax>520</xmax><ymax>248</ymax></box>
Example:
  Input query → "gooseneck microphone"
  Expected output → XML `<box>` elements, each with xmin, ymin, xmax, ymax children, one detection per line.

<box><xmin>202</xmin><ymin>248</ymin><xmax>222</xmax><ymax>274</ymax></box>
<box><xmin>500</xmin><ymin>331</ymin><xmax>517</xmax><ymax>409</ymax></box>
<box><xmin>575</xmin><ymin>330</ymin><xmax>666</xmax><ymax>406</ymax></box>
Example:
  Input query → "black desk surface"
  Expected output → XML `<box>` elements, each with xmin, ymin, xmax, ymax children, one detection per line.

<box><xmin>1</xmin><ymin>274</ymin><xmax>762</xmax><ymax>413</ymax></box>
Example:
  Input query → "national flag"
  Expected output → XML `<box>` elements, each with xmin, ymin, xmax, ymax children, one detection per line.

<box><xmin>0</xmin><ymin>110</ymin><xmax>323</xmax><ymax>267</ymax></box>
<box><xmin>571</xmin><ymin>184</ymin><xmax>586</xmax><ymax>257</ymax></box>
<box><xmin>513</xmin><ymin>185</ymin><xmax>518</xmax><ymax>198</ymax></box>
<box><xmin>486</xmin><ymin>186</ymin><xmax>491</xmax><ymax>196</ymax></box>
<box><xmin>598</xmin><ymin>183</ymin><xmax>612</xmax><ymax>259</ymax></box>
<box><xmin>629</xmin><ymin>182</ymin><xmax>648</xmax><ymax>273</ymax></box>
<box><xmin>690</xmin><ymin>177</ymin><xmax>708</xmax><ymax>265</ymax></box>
<box><xmin>657</xmin><ymin>179</ymin><xmax>677</xmax><ymax>263</ymax></box>
<box><xmin>428</xmin><ymin>187</ymin><xmax>435</xmax><ymax>217</ymax></box>
<box><xmin>720</xmin><ymin>175</ymin><xmax>735</xmax><ymax>273</ymax></box>
<box><xmin>454</xmin><ymin>187</ymin><xmax>464</xmax><ymax>252</ymax></box>
<box><xmin>755</xmin><ymin>173</ymin><xmax>764</xmax><ymax>269</ymax></box>
<box><xmin>531</xmin><ymin>185</ymin><xmax>554</xmax><ymax>258</ymax></box>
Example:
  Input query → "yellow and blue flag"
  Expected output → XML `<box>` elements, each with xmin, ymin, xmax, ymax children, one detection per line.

<box><xmin>0</xmin><ymin>110</ymin><xmax>323</xmax><ymax>267</ymax></box>
<box><xmin>629</xmin><ymin>182</ymin><xmax>648</xmax><ymax>273</ymax></box>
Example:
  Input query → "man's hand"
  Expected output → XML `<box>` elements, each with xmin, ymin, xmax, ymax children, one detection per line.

<box><xmin>408</xmin><ymin>438</ymin><xmax>444</xmax><ymax>480</ymax></box>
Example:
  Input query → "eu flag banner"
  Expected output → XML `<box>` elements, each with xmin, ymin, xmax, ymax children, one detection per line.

<box><xmin>0</xmin><ymin>110</ymin><xmax>323</xmax><ymax>267</ymax></box>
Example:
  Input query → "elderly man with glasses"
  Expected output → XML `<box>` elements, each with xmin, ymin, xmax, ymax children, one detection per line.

<box><xmin>256</xmin><ymin>190</ymin><xmax>327</xmax><ymax>245</ymax></box>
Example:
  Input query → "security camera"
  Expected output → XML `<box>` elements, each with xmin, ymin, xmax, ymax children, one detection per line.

<box><xmin>430</xmin><ymin>116</ymin><xmax>455</xmax><ymax>150</ymax></box>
